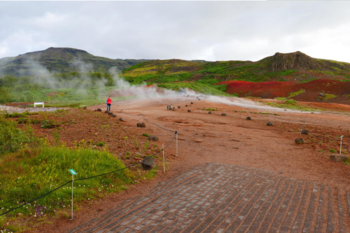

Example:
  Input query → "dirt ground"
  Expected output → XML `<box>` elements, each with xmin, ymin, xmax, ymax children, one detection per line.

<box><xmin>25</xmin><ymin>97</ymin><xmax>350</xmax><ymax>232</ymax></box>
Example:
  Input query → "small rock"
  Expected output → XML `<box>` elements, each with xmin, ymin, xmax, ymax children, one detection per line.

<box><xmin>295</xmin><ymin>138</ymin><xmax>305</xmax><ymax>144</ymax></box>
<box><xmin>267</xmin><ymin>121</ymin><xmax>273</xmax><ymax>126</ymax></box>
<box><xmin>194</xmin><ymin>139</ymin><xmax>203</xmax><ymax>143</ymax></box>
<box><xmin>137</xmin><ymin>122</ymin><xmax>146</xmax><ymax>128</ymax></box>
<box><xmin>221</xmin><ymin>113</ymin><xmax>227</xmax><ymax>116</ymax></box>
<box><xmin>96</xmin><ymin>108</ymin><xmax>102</xmax><ymax>112</ymax></box>
<box><xmin>198</xmin><ymin>99</ymin><xmax>201</xmax><ymax>101</ymax></box>
<box><xmin>142</xmin><ymin>156</ymin><xmax>155</xmax><ymax>170</ymax></box>
<box><xmin>279</xmin><ymin>171</ymin><xmax>284</xmax><ymax>174</ymax></box>
<box><xmin>191</xmin><ymin>102</ymin><xmax>193</xmax><ymax>104</ymax></box>
<box><xmin>108</xmin><ymin>112</ymin><xmax>113</xmax><ymax>115</ymax></box>
<box><xmin>149</xmin><ymin>135</ymin><xmax>159</xmax><ymax>141</ymax></box>
<box><xmin>188</xmin><ymin>110</ymin><xmax>191</xmax><ymax>112</ymax></box>
<box><xmin>208</xmin><ymin>111</ymin><xmax>212</xmax><ymax>114</ymax></box>
<box><xmin>246</xmin><ymin>117</ymin><xmax>251</xmax><ymax>120</ymax></box>
<box><xmin>98</xmin><ymin>208</ymin><xmax>103</xmax><ymax>212</ymax></box>
<box><xmin>119</xmin><ymin>118</ymin><xmax>126</xmax><ymax>122</ymax></box>
<box><xmin>319</xmin><ymin>93</ymin><xmax>325</xmax><ymax>97</ymax></box>
<box><xmin>105</xmin><ymin>110</ymin><xmax>109</xmax><ymax>113</ymax></box>
<box><xmin>167</xmin><ymin>105</ymin><xmax>172</xmax><ymax>110</ymax></box>
<box><xmin>185</xmin><ymin>105</ymin><xmax>188</xmax><ymax>107</ymax></box>
<box><xmin>330</xmin><ymin>154</ymin><xmax>348</xmax><ymax>162</ymax></box>
<box><xmin>178</xmin><ymin>106</ymin><xmax>180</xmax><ymax>109</ymax></box>
<box><xmin>301</xmin><ymin>129</ymin><xmax>309</xmax><ymax>135</ymax></box>
<box><xmin>111</xmin><ymin>114</ymin><xmax>117</xmax><ymax>117</ymax></box>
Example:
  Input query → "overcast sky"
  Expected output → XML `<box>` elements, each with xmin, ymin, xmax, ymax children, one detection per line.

<box><xmin>0</xmin><ymin>1</ymin><xmax>350</xmax><ymax>62</ymax></box>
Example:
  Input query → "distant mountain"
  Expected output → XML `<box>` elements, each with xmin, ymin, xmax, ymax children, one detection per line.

<box><xmin>0</xmin><ymin>47</ymin><xmax>151</xmax><ymax>76</ymax></box>
<box><xmin>123</xmin><ymin>51</ymin><xmax>350</xmax><ymax>83</ymax></box>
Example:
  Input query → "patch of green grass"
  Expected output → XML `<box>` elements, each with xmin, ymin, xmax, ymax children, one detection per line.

<box><xmin>265</xmin><ymin>102</ymin><xmax>316</xmax><ymax>112</ymax></box>
<box><xmin>0</xmin><ymin>145</ymin><xmax>132</xmax><ymax>219</ymax></box>
<box><xmin>329</xmin><ymin>148</ymin><xmax>336</xmax><ymax>153</ymax></box>
<box><xmin>287</xmin><ymin>89</ymin><xmax>305</xmax><ymax>98</ymax></box>
<box><xmin>323</xmin><ymin>94</ymin><xmax>338</xmax><ymax>101</ymax></box>
<box><xmin>142</xmin><ymin>133</ymin><xmax>150</xmax><ymax>137</ymax></box>
<box><xmin>203</xmin><ymin>107</ymin><xmax>217</xmax><ymax>111</ymax></box>
<box><xmin>95</xmin><ymin>142</ymin><xmax>105</xmax><ymax>147</ymax></box>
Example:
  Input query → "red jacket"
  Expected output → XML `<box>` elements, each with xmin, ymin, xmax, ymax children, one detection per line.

<box><xmin>107</xmin><ymin>97</ymin><xmax>112</xmax><ymax>104</ymax></box>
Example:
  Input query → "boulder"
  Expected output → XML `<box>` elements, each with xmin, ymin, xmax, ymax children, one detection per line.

<box><xmin>188</xmin><ymin>110</ymin><xmax>191</xmax><ymax>113</ymax></box>
<box><xmin>221</xmin><ymin>113</ymin><xmax>227</xmax><ymax>116</ymax></box>
<box><xmin>295</xmin><ymin>138</ymin><xmax>305</xmax><ymax>144</ymax></box>
<box><xmin>142</xmin><ymin>156</ymin><xmax>155</xmax><ymax>170</ymax></box>
<box><xmin>149</xmin><ymin>135</ymin><xmax>159</xmax><ymax>141</ymax></box>
<box><xmin>301</xmin><ymin>129</ymin><xmax>309</xmax><ymax>135</ymax></box>
<box><xmin>208</xmin><ymin>111</ymin><xmax>212</xmax><ymax>114</ymax></box>
<box><xmin>119</xmin><ymin>118</ymin><xmax>126</xmax><ymax>122</ymax></box>
<box><xmin>246</xmin><ymin>117</ymin><xmax>251</xmax><ymax>120</ymax></box>
<box><xmin>267</xmin><ymin>122</ymin><xmax>273</xmax><ymax>126</ymax></box>
<box><xmin>137</xmin><ymin>122</ymin><xmax>146</xmax><ymax>128</ymax></box>
<box><xmin>330</xmin><ymin>154</ymin><xmax>349</xmax><ymax>162</ymax></box>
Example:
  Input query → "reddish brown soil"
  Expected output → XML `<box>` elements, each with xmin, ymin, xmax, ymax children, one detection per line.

<box><xmin>14</xmin><ymin>98</ymin><xmax>350</xmax><ymax>232</ymax></box>
<box><xmin>218</xmin><ymin>79</ymin><xmax>350</xmax><ymax>104</ymax></box>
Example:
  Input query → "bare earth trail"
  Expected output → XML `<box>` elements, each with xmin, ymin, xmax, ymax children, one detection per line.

<box><xmin>46</xmin><ymin>97</ymin><xmax>350</xmax><ymax>232</ymax></box>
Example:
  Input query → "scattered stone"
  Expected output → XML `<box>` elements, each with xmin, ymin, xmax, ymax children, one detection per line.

<box><xmin>191</xmin><ymin>102</ymin><xmax>193</xmax><ymax>104</ymax></box>
<box><xmin>149</xmin><ymin>135</ymin><xmax>159</xmax><ymax>141</ymax></box>
<box><xmin>319</xmin><ymin>93</ymin><xmax>325</xmax><ymax>97</ymax></box>
<box><xmin>111</xmin><ymin>114</ymin><xmax>117</xmax><ymax>117</ymax></box>
<box><xmin>178</xmin><ymin>106</ymin><xmax>180</xmax><ymax>109</ymax></box>
<box><xmin>221</xmin><ymin>113</ymin><xmax>227</xmax><ymax>116</ymax></box>
<box><xmin>108</xmin><ymin>112</ymin><xmax>113</xmax><ymax>115</ymax></box>
<box><xmin>194</xmin><ymin>139</ymin><xmax>203</xmax><ymax>143</ymax></box>
<box><xmin>295</xmin><ymin>138</ymin><xmax>305</xmax><ymax>144</ymax></box>
<box><xmin>208</xmin><ymin>111</ymin><xmax>212</xmax><ymax>114</ymax></box>
<box><xmin>246</xmin><ymin>117</ymin><xmax>251</xmax><ymax>120</ymax></box>
<box><xmin>167</xmin><ymin>105</ymin><xmax>172</xmax><ymax>110</ymax></box>
<box><xmin>98</xmin><ymin>208</ymin><xmax>103</xmax><ymax>212</ymax></box>
<box><xmin>188</xmin><ymin>110</ymin><xmax>191</xmax><ymax>112</ymax></box>
<box><xmin>279</xmin><ymin>171</ymin><xmax>284</xmax><ymax>174</ymax></box>
<box><xmin>137</xmin><ymin>122</ymin><xmax>146</xmax><ymax>128</ymax></box>
<box><xmin>172</xmin><ymin>107</ymin><xmax>175</xmax><ymax>111</ymax></box>
<box><xmin>96</xmin><ymin>108</ymin><xmax>102</xmax><ymax>112</ymax></box>
<box><xmin>330</xmin><ymin>154</ymin><xmax>349</xmax><ymax>162</ymax></box>
<box><xmin>119</xmin><ymin>118</ymin><xmax>126</xmax><ymax>122</ymax></box>
<box><xmin>301</xmin><ymin>129</ymin><xmax>309</xmax><ymax>135</ymax></box>
<box><xmin>267</xmin><ymin>121</ymin><xmax>273</xmax><ymax>126</ymax></box>
<box><xmin>142</xmin><ymin>156</ymin><xmax>155</xmax><ymax>170</ymax></box>
<box><xmin>105</xmin><ymin>110</ymin><xmax>109</xmax><ymax>113</ymax></box>
<box><xmin>185</xmin><ymin>105</ymin><xmax>188</xmax><ymax>107</ymax></box>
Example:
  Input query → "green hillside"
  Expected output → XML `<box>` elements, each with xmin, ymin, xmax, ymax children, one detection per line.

<box><xmin>123</xmin><ymin>51</ymin><xmax>350</xmax><ymax>85</ymax></box>
<box><xmin>0</xmin><ymin>47</ymin><xmax>150</xmax><ymax>76</ymax></box>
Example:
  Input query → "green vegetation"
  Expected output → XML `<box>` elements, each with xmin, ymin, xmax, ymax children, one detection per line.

<box><xmin>322</xmin><ymin>94</ymin><xmax>338</xmax><ymax>101</ymax></box>
<box><xmin>157</xmin><ymin>82</ymin><xmax>235</xmax><ymax>96</ymax></box>
<box><xmin>203</xmin><ymin>107</ymin><xmax>217</xmax><ymax>111</ymax></box>
<box><xmin>0</xmin><ymin>145</ymin><xmax>133</xmax><ymax>219</ymax></box>
<box><xmin>265</xmin><ymin>102</ymin><xmax>317</xmax><ymax>112</ymax></box>
<box><xmin>329</xmin><ymin>148</ymin><xmax>336</xmax><ymax>153</ymax></box>
<box><xmin>287</xmin><ymin>89</ymin><xmax>305</xmax><ymax>98</ymax></box>
<box><xmin>284</xmin><ymin>99</ymin><xmax>297</xmax><ymax>105</ymax></box>
<box><xmin>142</xmin><ymin>133</ymin><xmax>150</xmax><ymax>137</ymax></box>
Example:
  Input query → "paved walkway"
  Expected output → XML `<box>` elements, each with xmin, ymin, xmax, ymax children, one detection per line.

<box><xmin>71</xmin><ymin>163</ymin><xmax>350</xmax><ymax>232</ymax></box>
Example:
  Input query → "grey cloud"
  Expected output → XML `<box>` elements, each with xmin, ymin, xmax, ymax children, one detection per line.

<box><xmin>0</xmin><ymin>1</ymin><xmax>350</xmax><ymax>62</ymax></box>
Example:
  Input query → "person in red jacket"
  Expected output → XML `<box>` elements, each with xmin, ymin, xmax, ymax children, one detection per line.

<box><xmin>106</xmin><ymin>96</ymin><xmax>112</xmax><ymax>111</ymax></box>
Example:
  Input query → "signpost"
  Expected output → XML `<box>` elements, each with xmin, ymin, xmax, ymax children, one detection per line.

<box><xmin>69</xmin><ymin>169</ymin><xmax>77</xmax><ymax>220</ymax></box>
<box><xmin>340</xmin><ymin>136</ymin><xmax>344</xmax><ymax>154</ymax></box>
